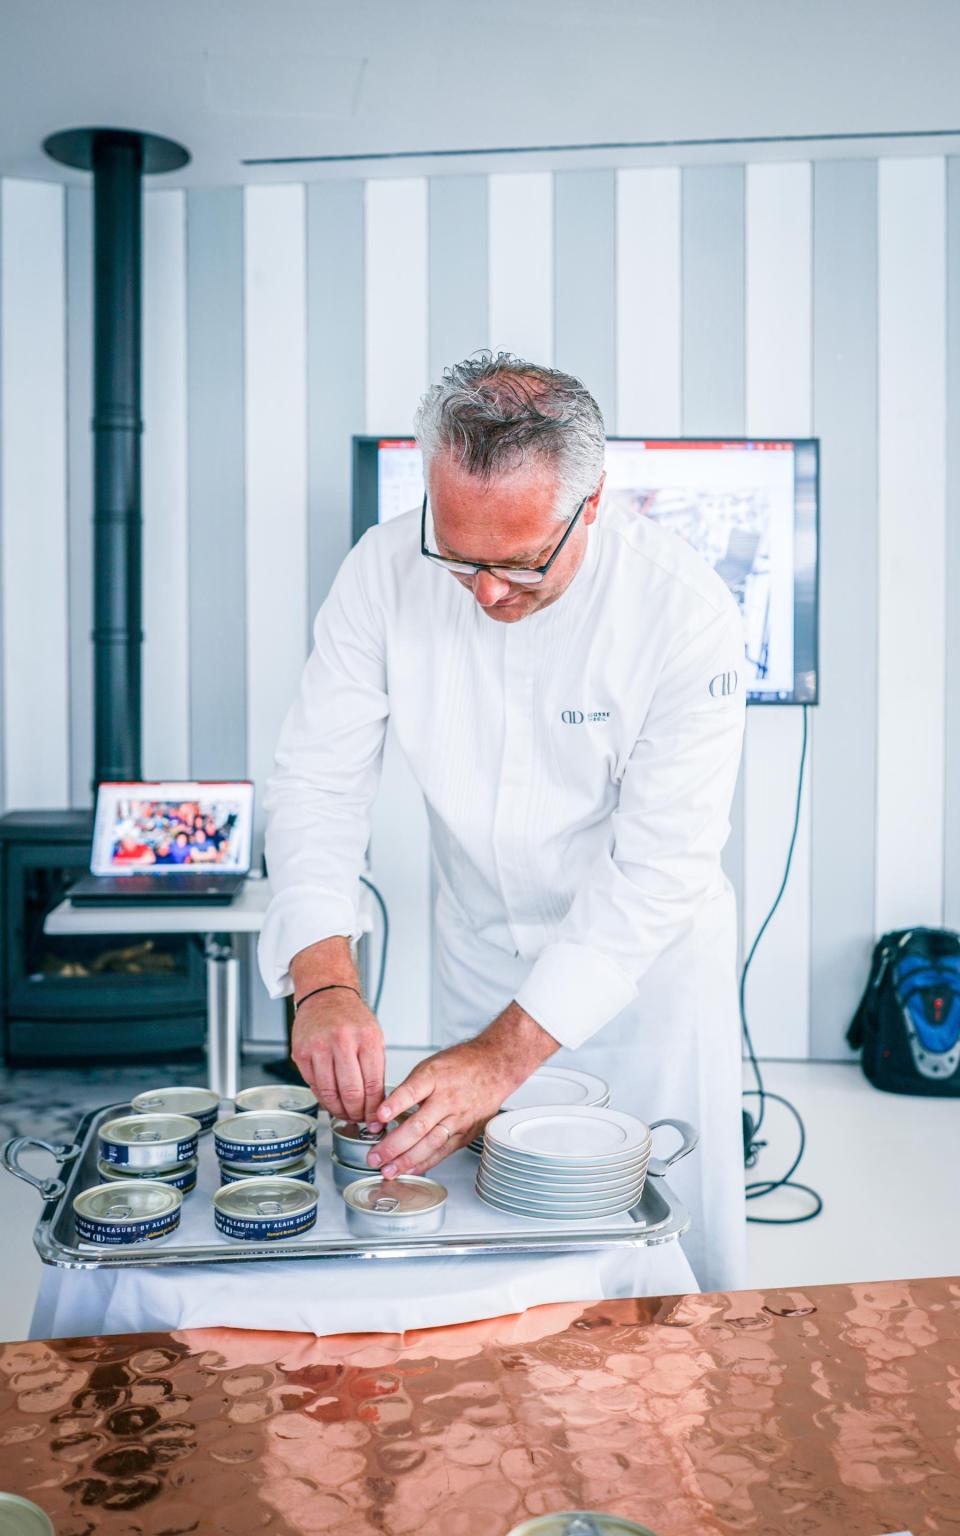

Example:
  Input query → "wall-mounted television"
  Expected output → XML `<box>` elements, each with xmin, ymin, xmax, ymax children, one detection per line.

<box><xmin>353</xmin><ymin>435</ymin><xmax>820</xmax><ymax>706</ymax></box>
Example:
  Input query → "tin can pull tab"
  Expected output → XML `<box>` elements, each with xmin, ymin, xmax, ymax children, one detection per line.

<box><xmin>133</xmin><ymin>1129</ymin><xmax>162</xmax><ymax>1142</ymax></box>
<box><xmin>107</xmin><ymin>1202</ymin><xmax>133</xmax><ymax>1219</ymax></box>
<box><xmin>372</xmin><ymin>1195</ymin><xmax>401</xmax><ymax>1213</ymax></box>
<box><xmin>256</xmin><ymin>1200</ymin><xmax>283</xmax><ymax>1216</ymax></box>
<box><xmin>358</xmin><ymin>1124</ymin><xmax>382</xmax><ymax>1141</ymax></box>
<box><xmin>139</xmin><ymin>1096</ymin><xmax>164</xmax><ymax>1109</ymax></box>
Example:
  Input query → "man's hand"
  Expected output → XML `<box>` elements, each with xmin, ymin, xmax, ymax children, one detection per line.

<box><xmin>366</xmin><ymin>1003</ymin><xmax>559</xmax><ymax>1179</ymax></box>
<box><xmin>291</xmin><ymin>988</ymin><xmax>385</xmax><ymax>1124</ymax></box>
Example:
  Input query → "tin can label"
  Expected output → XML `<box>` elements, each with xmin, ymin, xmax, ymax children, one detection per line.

<box><xmin>220</xmin><ymin>1158</ymin><xmax>315</xmax><ymax>1186</ymax></box>
<box><xmin>75</xmin><ymin>1209</ymin><xmax>181</xmax><ymax>1245</ymax></box>
<box><xmin>214</xmin><ymin>1206</ymin><xmax>318</xmax><ymax>1241</ymax></box>
<box><xmin>98</xmin><ymin>1159</ymin><xmax>197</xmax><ymax>1195</ymax></box>
<box><xmin>100</xmin><ymin>1134</ymin><xmax>198</xmax><ymax>1166</ymax></box>
<box><xmin>214</xmin><ymin>1129</ymin><xmax>311</xmax><ymax>1163</ymax></box>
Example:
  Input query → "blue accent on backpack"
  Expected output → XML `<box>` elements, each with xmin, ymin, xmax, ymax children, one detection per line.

<box><xmin>848</xmin><ymin>927</ymin><xmax>960</xmax><ymax>1095</ymax></box>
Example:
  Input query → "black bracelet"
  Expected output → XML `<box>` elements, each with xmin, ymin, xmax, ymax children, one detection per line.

<box><xmin>294</xmin><ymin>983</ymin><xmax>361</xmax><ymax>1013</ymax></box>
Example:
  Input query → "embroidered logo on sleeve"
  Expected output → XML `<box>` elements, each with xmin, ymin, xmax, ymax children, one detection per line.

<box><xmin>561</xmin><ymin>709</ymin><xmax>611</xmax><ymax>725</ymax></box>
<box><xmin>708</xmin><ymin>671</ymin><xmax>739</xmax><ymax>699</ymax></box>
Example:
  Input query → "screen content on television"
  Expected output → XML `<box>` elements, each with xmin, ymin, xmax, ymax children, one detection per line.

<box><xmin>91</xmin><ymin>782</ymin><xmax>254</xmax><ymax>875</ymax></box>
<box><xmin>372</xmin><ymin>435</ymin><xmax>819</xmax><ymax>705</ymax></box>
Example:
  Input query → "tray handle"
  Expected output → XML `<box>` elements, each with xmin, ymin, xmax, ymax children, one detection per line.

<box><xmin>2</xmin><ymin>1136</ymin><xmax>80</xmax><ymax>1201</ymax></box>
<box><xmin>646</xmin><ymin>1118</ymin><xmax>699</xmax><ymax>1178</ymax></box>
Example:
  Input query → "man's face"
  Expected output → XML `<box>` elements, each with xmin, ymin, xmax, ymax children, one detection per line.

<box><xmin>428</xmin><ymin>454</ymin><xmax>601</xmax><ymax>624</ymax></box>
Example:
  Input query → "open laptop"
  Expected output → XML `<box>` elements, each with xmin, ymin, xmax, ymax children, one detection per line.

<box><xmin>68</xmin><ymin>780</ymin><xmax>255</xmax><ymax>905</ymax></box>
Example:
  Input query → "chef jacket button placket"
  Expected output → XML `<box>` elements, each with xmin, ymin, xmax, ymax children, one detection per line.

<box><xmin>495</xmin><ymin>627</ymin><xmax>538</xmax><ymax>956</ymax></box>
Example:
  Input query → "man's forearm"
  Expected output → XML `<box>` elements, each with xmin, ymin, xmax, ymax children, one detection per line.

<box><xmin>477</xmin><ymin>1000</ymin><xmax>560</xmax><ymax>1089</ymax></box>
<box><xmin>290</xmin><ymin>936</ymin><xmax>360</xmax><ymax>1002</ymax></box>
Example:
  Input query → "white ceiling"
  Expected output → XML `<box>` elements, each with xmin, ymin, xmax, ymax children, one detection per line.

<box><xmin>3</xmin><ymin>0</ymin><xmax>960</xmax><ymax>187</ymax></box>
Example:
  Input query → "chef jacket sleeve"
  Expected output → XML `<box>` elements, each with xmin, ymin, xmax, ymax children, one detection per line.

<box><xmin>258</xmin><ymin>533</ymin><xmax>389</xmax><ymax>998</ymax></box>
<box><xmin>514</xmin><ymin>597</ymin><xmax>746</xmax><ymax>1049</ymax></box>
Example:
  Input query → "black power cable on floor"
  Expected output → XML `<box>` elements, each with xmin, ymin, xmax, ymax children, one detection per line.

<box><xmin>740</xmin><ymin>704</ymin><xmax>824</xmax><ymax>1225</ymax></box>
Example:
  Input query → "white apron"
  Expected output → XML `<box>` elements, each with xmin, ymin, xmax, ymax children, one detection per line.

<box><xmin>434</xmin><ymin>883</ymin><xmax>746</xmax><ymax>1295</ymax></box>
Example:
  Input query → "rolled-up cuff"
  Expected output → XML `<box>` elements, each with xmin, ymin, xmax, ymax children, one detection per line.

<box><xmin>514</xmin><ymin>941</ymin><xmax>639</xmax><ymax>1050</ymax></box>
<box><xmin>257</xmin><ymin>885</ymin><xmax>360</xmax><ymax>999</ymax></box>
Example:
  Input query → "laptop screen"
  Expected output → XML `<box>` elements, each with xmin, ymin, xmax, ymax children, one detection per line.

<box><xmin>90</xmin><ymin>781</ymin><xmax>254</xmax><ymax>877</ymax></box>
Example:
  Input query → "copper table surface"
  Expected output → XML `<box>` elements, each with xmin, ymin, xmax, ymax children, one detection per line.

<box><xmin>1</xmin><ymin>1277</ymin><xmax>958</xmax><ymax>1536</ymax></box>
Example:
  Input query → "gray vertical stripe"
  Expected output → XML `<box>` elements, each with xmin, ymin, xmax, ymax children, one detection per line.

<box><xmin>945</xmin><ymin>157</ymin><xmax>960</xmax><ymax>929</ymax></box>
<box><xmin>682</xmin><ymin>166</ymin><xmax>745</xmax><ymax>436</ymax></box>
<box><xmin>428</xmin><ymin>176</ymin><xmax>488</xmax><ymax>378</ymax></box>
<box><xmin>185</xmin><ymin>188</ymin><xmax>247</xmax><ymax>777</ymax></box>
<box><xmin>65</xmin><ymin>185</ymin><xmax>93</xmax><ymax>806</ymax></box>
<box><xmin>681</xmin><ymin>166</ymin><xmax>746</xmax><ymax>951</ymax></box>
<box><xmin>0</xmin><ymin>183</ymin><xmax>5</xmax><ymax>811</ymax></box>
<box><xmin>554</xmin><ymin>170</ymin><xmax>616</xmax><ymax>424</ymax></box>
<box><xmin>810</xmin><ymin>160</ymin><xmax>879</xmax><ymax>1056</ymax></box>
<box><xmin>426</xmin><ymin>175</ymin><xmax>489</xmax><ymax>1039</ymax></box>
<box><xmin>307</xmin><ymin>181</ymin><xmax>365</xmax><ymax>623</ymax></box>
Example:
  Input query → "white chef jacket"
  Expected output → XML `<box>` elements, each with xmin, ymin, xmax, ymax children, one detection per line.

<box><xmin>259</xmin><ymin>500</ymin><xmax>747</xmax><ymax>1290</ymax></box>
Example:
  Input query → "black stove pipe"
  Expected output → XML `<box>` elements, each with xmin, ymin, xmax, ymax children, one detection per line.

<box><xmin>44</xmin><ymin>125</ymin><xmax>189</xmax><ymax>791</ymax></box>
<box><xmin>91</xmin><ymin>132</ymin><xmax>144</xmax><ymax>784</ymax></box>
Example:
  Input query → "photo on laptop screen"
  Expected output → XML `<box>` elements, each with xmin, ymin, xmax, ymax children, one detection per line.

<box><xmin>90</xmin><ymin>782</ymin><xmax>254</xmax><ymax>876</ymax></box>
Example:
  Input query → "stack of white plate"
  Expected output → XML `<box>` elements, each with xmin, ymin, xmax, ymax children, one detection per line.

<box><xmin>475</xmin><ymin>1106</ymin><xmax>653</xmax><ymax>1221</ymax></box>
<box><xmin>467</xmin><ymin>1066</ymin><xmax>610</xmax><ymax>1155</ymax></box>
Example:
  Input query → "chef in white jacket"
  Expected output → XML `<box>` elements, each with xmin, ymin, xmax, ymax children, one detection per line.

<box><xmin>259</xmin><ymin>355</ymin><xmax>747</xmax><ymax>1292</ymax></box>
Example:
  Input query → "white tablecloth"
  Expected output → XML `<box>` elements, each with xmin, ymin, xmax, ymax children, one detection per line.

<box><xmin>31</xmin><ymin>1239</ymin><xmax>697</xmax><ymax>1340</ymax></box>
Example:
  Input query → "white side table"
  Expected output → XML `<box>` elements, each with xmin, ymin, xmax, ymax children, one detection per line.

<box><xmin>44</xmin><ymin>878</ymin><xmax>372</xmax><ymax>1098</ymax></box>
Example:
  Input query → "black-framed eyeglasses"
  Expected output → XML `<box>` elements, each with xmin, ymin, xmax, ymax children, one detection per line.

<box><xmin>420</xmin><ymin>492</ymin><xmax>588</xmax><ymax>588</ymax></box>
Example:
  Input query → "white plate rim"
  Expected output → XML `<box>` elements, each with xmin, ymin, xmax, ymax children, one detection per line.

<box><xmin>500</xmin><ymin>1066</ymin><xmax>611</xmax><ymax>1113</ymax></box>
<box><xmin>486</xmin><ymin>1105</ymin><xmax>652</xmax><ymax>1163</ymax></box>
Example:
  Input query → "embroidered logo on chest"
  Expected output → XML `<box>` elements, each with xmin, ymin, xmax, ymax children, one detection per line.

<box><xmin>560</xmin><ymin>709</ymin><xmax>611</xmax><ymax>725</ymax></box>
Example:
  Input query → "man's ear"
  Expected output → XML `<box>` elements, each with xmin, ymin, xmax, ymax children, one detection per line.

<box><xmin>583</xmin><ymin>470</ymin><xmax>606</xmax><ymax>526</ymax></box>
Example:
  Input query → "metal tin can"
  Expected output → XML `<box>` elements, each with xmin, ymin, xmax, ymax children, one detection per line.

<box><xmin>131</xmin><ymin>1086</ymin><xmax>220</xmax><ymax>1132</ymax></box>
<box><xmin>507</xmin><ymin>1517</ymin><xmax>659</xmax><ymax>1536</ymax></box>
<box><xmin>97</xmin><ymin>1156</ymin><xmax>198</xmax><ymax>1196</ymax></box>
<box><xmin>220</xmin><ymin>1149</ymin><xmax>316</xmax><ymax>1185</ymax></box>
<box><xmin>331</xmin><ymin>1119</ymin><xmax>389</xmax><ymax>1170</ymax></box>
<box><xmin>213</xmin><ymin>1110</ymin><xmax>314</xmax><ymax>1165</ymax></box>
<box><xmin>0</xmin><ymin>1492</ymin><xmax>55</xmax><ymax>1536</ymax></box>
<box><xmin>234</xmin><ymin>1084</ymin><xmax>319</xmax><ymax>1119</ymax></box>
<box><xmin>342</xmin><ymin>1175</ymin><xmax>447</xmax><ymax>1237</ymax></box>
<box><xmin>213</xmin><ymin>1178</ymin><xmax>319</xmax><ymax>1241</ymax></box>
<box><xmin>73</xmin><ymin>1182</ymin><xmax>182</xmax><ymax>1245</ymax></box>
<box><xmin>99</xmin><ymin>1112</ymin><xmax>200</xmax><ymax>1170</ymax></box>
<box><xmin>330</xmin><ymin>1154</ymin><xmax>367</xmax><ymax>1192</ymax></box>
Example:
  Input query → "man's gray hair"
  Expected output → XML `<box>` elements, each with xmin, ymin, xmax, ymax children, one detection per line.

<box><xmin>415</xmin><ymin>353</ymin><xmax>605</xmax><ymax>520</ymax></box>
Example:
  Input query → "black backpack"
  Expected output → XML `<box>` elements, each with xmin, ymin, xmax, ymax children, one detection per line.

<box><xmin>847</xmin><ymin>927</ymin><xmax>960</xmax><ymax>1095</ymax></box>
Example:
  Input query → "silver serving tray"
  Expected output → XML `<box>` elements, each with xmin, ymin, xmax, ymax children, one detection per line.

<box><xmin>3</xmin><ymin>1101</ymin><xmax>694</xmax><ymax>1270</ymax></box>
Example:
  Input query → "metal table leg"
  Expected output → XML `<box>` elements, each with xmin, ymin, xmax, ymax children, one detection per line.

<box><xmin>204</xmin><ymin>933</ymin><xmax>240</xmax><ymax>1100</ymax></box>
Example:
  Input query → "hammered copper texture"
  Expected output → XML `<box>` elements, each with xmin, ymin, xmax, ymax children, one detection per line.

<box><xmin>1</xmin><ymin>1279</ymin><xmax>958</xmax><ymax>1535</ymax></box>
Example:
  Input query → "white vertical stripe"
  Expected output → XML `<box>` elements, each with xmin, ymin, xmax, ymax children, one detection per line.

<box><xmin>143</xmin><ymin>189</ymin><xmax>189</xmax><ymax>779</ymax></box>
<box><xmin>0</xmin><ymin>179</ymin><xmax>68</xmax><ymax>809</ymax></box>
<box><xmin>364</xmin><ymin>178</ymin><xmax>428</xmax><ymax>434</ymax></box>
<box><xmin>244</xmin><ymin>185</ymin><xmax>308</xmax><ymax>846</ymax></box>
<box><xmin>743</xmin><ymin>163</ymin><xmax>813</xmax><ymax>1058</ymax></box>
<box><xmin>615</xmin><ymin>168</ymin><xmax>681</xmax><ymax>435</ymax></box>
<box><xmin>364</xmin><ymin>177</ymin><xmax>432</xmax><ymax>1045</ymax></box>
<box><xmin>877</xmin><ymin>158</ymin><xmax>947</xmax><ymax>933</ymax></box>
<box><xmin>489</xmin><ymin>173</ymin><xmax>554</xmax><ymax>364</ymax></box>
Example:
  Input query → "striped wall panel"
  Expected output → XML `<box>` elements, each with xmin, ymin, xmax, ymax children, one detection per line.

<box><xmin>743</xmin><ymin>162</ymin><xmax>813</xmax><ymax>1059</ymax></box>
<box><xmin>946</xmin><ymin>156</ymin><xmax>960</xmax><ymax>931</ymax></box>
<box><xmin>809</xmin><ymin>160</ymin><xmax>879</xmax><ymax>1058</ymax></box>
<box><xmin>364</xmin><ymin>178</ymin><xmax>432</xmax><ymax>1045</ymax></box>
<box><xmin>243</xmin><ymin>185</ymin><xmax>309</xmax><ymax>851</ymax></box>
<box><xmin>876</xmin><ymin>159</ymin><xmax>947</xmax><ymax>936</ymax></box>
<box><xmin>0</xmin><ymin>179</ymin><xmax>69</xmax><ymax>810</ymax></box>
<box><xmin>1</xmin><ymin>155</ymin><xmax>957</xmax><ymax>1063</ymax></box>
<box><xmin>680</xmin><ymin>166</ymin><xmax>747</xmax><ymax>959</ymax></box>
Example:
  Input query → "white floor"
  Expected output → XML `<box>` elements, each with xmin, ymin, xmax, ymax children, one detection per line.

<box><xmin>2</xmin><ymin>1060</ymin><xmax>958</xmax><ymax>1341</ymax></box>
